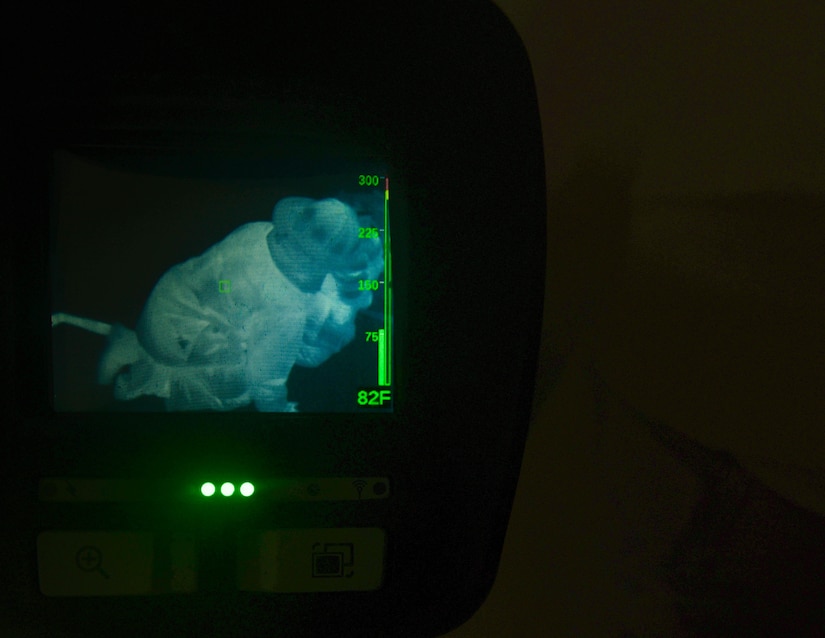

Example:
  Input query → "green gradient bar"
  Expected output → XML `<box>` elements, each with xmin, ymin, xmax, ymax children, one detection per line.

<box><xmin>383</xmin><ymin>177</ymin><xmax>392</xmax><ymax>387</ymax></box>
<box><xmin>378</xmin><ymin>329</ymin><xmax>386</xmax><ymax>386</ymax></box>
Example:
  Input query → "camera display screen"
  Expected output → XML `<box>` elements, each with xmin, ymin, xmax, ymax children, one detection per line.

<box><xmin>50</xmin><ymin>150</ymin><xmax>393</xmax><ymax>413</ymax></box>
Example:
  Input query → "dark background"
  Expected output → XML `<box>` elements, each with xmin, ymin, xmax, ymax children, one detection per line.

<box><xmin>447</xmin><ymin>0</ymin><xmax>825</xmax><ymax>635</ymax></box>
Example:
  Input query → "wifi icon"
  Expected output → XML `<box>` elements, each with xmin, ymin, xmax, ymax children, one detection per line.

<box><xmin>352</xmin><ymin>480</ymin><xmax>368</xmax><ymax>499</ymax></box>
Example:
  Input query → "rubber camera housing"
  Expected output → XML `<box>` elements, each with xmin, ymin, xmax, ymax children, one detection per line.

<box><xmin>2</xmin><ymin>2</ymin><xmax>545</xmax><ymax>636</ymax></box>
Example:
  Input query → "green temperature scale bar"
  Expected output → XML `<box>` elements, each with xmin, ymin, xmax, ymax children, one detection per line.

<box><xmin>378</xmin><ymin>177</ymin><xmax>392</xmax><ymax>387</ymax></box>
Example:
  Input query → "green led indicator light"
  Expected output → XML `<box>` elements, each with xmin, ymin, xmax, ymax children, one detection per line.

<box><xmin>218</xmin><ymin>280</ymin><xmax>231</xmax><ymax>293</ymax></box>
<box><xmin>201</xmin><ymin>481</ymin><xmax>253</xmax><ymax>497</ymax></box>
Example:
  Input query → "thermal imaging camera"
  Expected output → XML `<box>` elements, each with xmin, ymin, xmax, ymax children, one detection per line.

<box><xmin>1</xmin><ymin>1</ymin><xmax>545</xmax><ymax>636</ymax></box>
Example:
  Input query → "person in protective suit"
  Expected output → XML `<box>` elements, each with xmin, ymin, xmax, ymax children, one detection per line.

<box><xmin>97</xmin><ymin>196</ymin><xmax>383</xmax><ymax>411</ymax></box>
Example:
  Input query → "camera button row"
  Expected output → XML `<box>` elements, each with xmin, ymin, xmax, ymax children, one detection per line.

<box><xmin>37</xmin><ymin>528</ymin><xmax>385</xmax><ymax>597</ymax></box>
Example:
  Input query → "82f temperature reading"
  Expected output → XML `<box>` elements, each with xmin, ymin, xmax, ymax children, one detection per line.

<box><xmin>358</xmin><ymin>390</ymin><xmax>392</xmax><ymax>407</ymax></box>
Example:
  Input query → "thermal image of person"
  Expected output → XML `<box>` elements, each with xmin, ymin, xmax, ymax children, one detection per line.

<box><xmin>96</xmin><ymin>196</ymin><xmax>383</xmax><ymax>411</ymax></box>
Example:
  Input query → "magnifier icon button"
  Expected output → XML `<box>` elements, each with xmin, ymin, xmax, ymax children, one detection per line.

<box><xmin>75</xmin><ymin>546</ymin><xmax>111</xmax><ymax>579</ymax></box>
